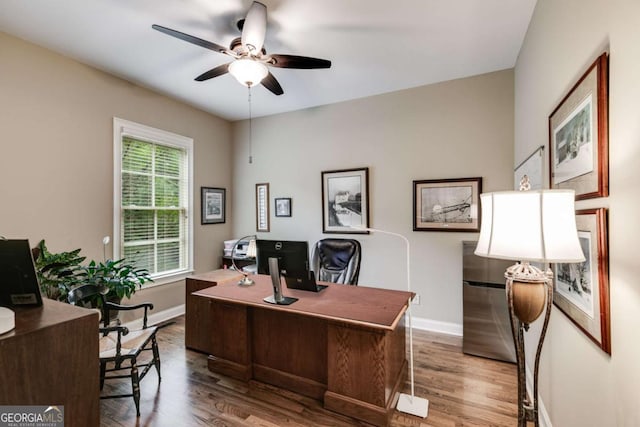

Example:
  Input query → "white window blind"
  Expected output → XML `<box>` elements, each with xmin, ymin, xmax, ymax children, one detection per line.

<box><xmin>113</xmin><ymin>118</ymin><xmax>193</xmax><ymax>280</ymax></box>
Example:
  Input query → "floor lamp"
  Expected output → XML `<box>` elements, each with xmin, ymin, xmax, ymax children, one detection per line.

<box><xmin>474</xmin><ymin>187</ymin><xmax>584</xmax><ymax>426</ymax></box>
<box><xmin>352</xmin><ymin>226</ymin><xmax>429</xmax><ymax>419</ymax></box>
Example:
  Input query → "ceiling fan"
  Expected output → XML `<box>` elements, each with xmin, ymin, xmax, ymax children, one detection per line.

<box><xmin>152</xmin><ymin>1</ymin><xmax>331</xmax><ymax>96</ymax></box>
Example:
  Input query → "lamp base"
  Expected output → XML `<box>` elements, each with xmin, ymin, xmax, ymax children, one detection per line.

<box><xmin>505</xmin><ymin>262</ymin><xmax>551</xmax><ymax>326</ymax></box>
<box><xmin>505</xmin><ymin>262</ymin><xmax>554</xmax><ymax>427</ymax></box>
<box><xmin>396</xmin><ymin>393</ymin><xmax>429</xmax><ymax>418</ymax></box>
<box><xmin>237</xmin><ymin>275</ymin><xmax>255</xmax><ymax>286</ymax></box>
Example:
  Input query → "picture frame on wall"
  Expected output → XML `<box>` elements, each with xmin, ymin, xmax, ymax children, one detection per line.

<box><xmin>413</xmin><ymin>177</ymin><xmax>482</xmax><ymax>232</ymax></box>
<box><xmin>549</xmin><ymin>52</ymin><xmax>609</xmax><ymax>200</ymax></box>
<box><xmin>321</xmin><ymin>167</ymin><xmax>369</xmax><ymax>234</ymax></box>
<box><xmin>514</xmin><ymin>146</ymin><xmax>544</xmax><ymax>190</ymax></box>
<box><xmin>553</xmin><ymin>208</ymin><xmax>610</xmax><ymax>354</ymax></box>
<box><xmin>201</xmin><ymin>187</ymin><xmax>225</xmax><ymax>224</ymax></box>
<box><xmin>256</xmin><ymin>183</ymin><xmax>270</xmax><ymax>232</ymax></box>
<box><xmin>275</xmin><ymin>198</ymin><xmax>292</xmax><ymax>217</ymax></box>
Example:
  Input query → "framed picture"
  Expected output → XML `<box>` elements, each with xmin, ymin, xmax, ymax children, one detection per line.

<box><xmin>321</xmin><ymin>167</ymin><xmax>369</xmax><ymax>234</ymax></box>
<box><xmin>201</xmin><ymin>187</ymin><xmax>225</xmax><ymax>224</ymax></box>
<box><xmin>514</xmin><ymin>146</ymin><xmax>544</xmax><ymax>190</ymax></box>
<box><xmin>275</xmin><ymin>198</ymin><xmax>292</xmax><ymax>217</ymax></box>
<box><xmin>549</xmin><ymin>53</ymin><xmax>609</xmax><ymax>200</ymax></box>
<box><xmin>256</xmin><ymin>183</ymin><xmax>270</xmax><ymax>232</ymax></box>
<box><xmin>553</xmin><ymin>208</ymin><xmax>610</xmax><ymax>354</ymax></box>
<box><xmin>413</xmin><ymin>177</ymin><xmax>482</xmax><ymax>232</ymax></box>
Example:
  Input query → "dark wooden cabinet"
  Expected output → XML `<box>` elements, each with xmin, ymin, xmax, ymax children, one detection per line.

<box><xmin>0</xmin><ymin>299</ymin><xmax>99</xmax><ymax>426</ymax></box>
<box><xmin>221</xmin><ymin>256</ymin><xmax>256</xmax><ymax>270</ymax></box>
<box><xmin>185</xmin><ymin>270</ymin><xmax>243</xmax><ymax>354</ymax></box>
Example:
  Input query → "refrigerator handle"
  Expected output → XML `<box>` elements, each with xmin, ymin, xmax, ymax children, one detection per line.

<box><xmin>464</xmin><ymin>280</ymin><xmax>506</xmax><ymax>290</ymax></box>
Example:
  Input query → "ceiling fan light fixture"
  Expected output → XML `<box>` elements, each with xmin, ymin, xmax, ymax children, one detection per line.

<box><xmin>229</xmin><ymin>59</ymin><xmax>268</xmax><ymax>87</ymax></box>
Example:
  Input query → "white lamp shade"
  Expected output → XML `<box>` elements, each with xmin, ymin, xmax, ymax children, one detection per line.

<box><xmin>475</xmin><ymin>190</ymin><xmax>585</xmax><ymax>263</ymax></box>
<box><xmin>228</xmin><ymin>59</ymin><xmax>268</xmax><ymax>87</ymax></box>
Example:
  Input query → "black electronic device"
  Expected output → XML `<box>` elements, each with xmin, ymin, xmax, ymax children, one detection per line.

<box><xmin>256</xmin><ymin>240</ymin><xmax>327</xmax><ymax>293</ymax></box>
<box><xmin>0</xmin><ymin>239</ymin><xmax>43</xmax><ymax>307</ymax></box>
<box><xmin>283</xmin><ymin>270</ymin><xmax>327</xmax><ymax>293</ymax></box>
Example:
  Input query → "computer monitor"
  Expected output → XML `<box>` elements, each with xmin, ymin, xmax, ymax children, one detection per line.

<box><xmin>256</xmin><ymin>240</ymin><xmax>327</xmax><ymax>295</ymax></box>
<box><xmin>0</xmin><ymin>239</ymin><xmax>43</xmax><ymax>307</ymax></box>
<box><xmin>256</xmin><ymin>240</ymin><xmax>310</xmax><ymax>278</ymax></box>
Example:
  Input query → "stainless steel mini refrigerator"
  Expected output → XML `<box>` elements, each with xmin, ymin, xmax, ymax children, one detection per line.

<box><xmin>462</xmin><ymin>241</ymin><xmax>516</xmax><ymax>363</ymax></box>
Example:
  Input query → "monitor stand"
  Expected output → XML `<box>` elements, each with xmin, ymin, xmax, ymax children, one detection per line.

<box><xmin>263</xmin><ymin>257</ymin><xmax>298</xmax><ymax>305</ymax></box>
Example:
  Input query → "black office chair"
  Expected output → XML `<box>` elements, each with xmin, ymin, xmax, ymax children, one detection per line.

<box><xmin>311</xmin><ymin>238</ymin><xmax>361</xmax><ymax>285</ymax></box>
<box><xmin>67</xmin><ymin>284</ymin><xmax>161</xmax><ymax>417</ymax></box>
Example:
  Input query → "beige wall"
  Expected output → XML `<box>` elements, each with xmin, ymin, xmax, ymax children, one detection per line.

<box><xmin>515</xmin><ymin>0</ymin><xmax>640</xmax><ymax>425</ymax></box>
<box><xmin>0</xmin><ymin>32</ymin><xmax>233</xmax><ymax>313</ymax></box>
<box><xmin>231</xmin><ymin>70</ymin><xmax>514</xmax><ymax>327</ymax></box>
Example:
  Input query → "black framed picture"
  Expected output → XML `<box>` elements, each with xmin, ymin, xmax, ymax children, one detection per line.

<box><xmin>413</xmin><ymin>177</ymin><xmax>482</xmax><ymax>232</ymax></box>
<box><xmin>321</xmin><ymin>167</ymin><xmax>369</xmax><ymax>234</ymax></box>
<box><xmin>275</xmin><ymin>198</ymin><xmax>292</xmax><ymax>217</ymax></box>
<box><xmin>201</xmin><ymin>187</ymin><xmax>225</xmax><ymax>224</ymax></box>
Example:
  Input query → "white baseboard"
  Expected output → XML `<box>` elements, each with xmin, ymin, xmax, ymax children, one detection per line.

<box><xmin>122</xmin><ymin>304</ymin><xmax>185</xmax><ymax>330</ymax></box>
<box><xmin>526</xmin><ymin>365</ymin><xmax>552</xmax><ymax>427</ymax></box>
<box><xmin>410</xmin><ymin>315</ymin><xmax>463</xmax><ymax>336</ymax></box>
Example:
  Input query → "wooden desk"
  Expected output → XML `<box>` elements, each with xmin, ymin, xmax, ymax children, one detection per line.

<box><xmin>0</xmin><ymin>299</ymin><xmax>100</xmax><ymax>426</ymax></box>
<box><xmin>185</xmin><ymin>269</ymin><xmax>243</xmax><ymax>353</ymax></box>
<box><xmin>190</xmin><ymin>272</ymin><xmax>412</xmax><ymax>426</ymax></box>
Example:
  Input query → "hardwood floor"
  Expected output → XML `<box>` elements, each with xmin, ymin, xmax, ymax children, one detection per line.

<box><xmin>100</xmin><ymin>316</ymin><xmax>519</xmax><ymax>426</ymax></box>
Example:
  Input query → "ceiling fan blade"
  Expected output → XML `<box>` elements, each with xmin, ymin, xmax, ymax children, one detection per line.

<box><xmin>195</xmin><ymin>63</ymin><xmax>230</xmax><ymax>81</ymax></box>
<box><xmin>152</xmin><ymin>24</ymin><xmax>228</xmax><ymax>54</ymax></box>
<box><xmin>268</xmin><ymin>54</ymin><xmax>331</xmax><ymax>69</ymax></box>
<box><xmin>261</xmin><ymin>72</ymin><xmax>284</xmax><ymax>96</ymax></box>
<box><xmin>241</xmin><ymin>1</ymin><xmax>267</xmax><ymax>54</ymax></box>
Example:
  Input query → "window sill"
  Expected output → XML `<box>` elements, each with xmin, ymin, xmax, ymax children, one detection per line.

<box><xmin>144</xmin><ymin>270</ymin><xmax>195</xmax><ymax>289</ymax></box>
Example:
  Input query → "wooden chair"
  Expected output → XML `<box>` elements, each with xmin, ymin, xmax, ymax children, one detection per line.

<box><xmin>67</xmin><ymin>284</ymin><xmax>161</xmax><ymax>417</ymax></box>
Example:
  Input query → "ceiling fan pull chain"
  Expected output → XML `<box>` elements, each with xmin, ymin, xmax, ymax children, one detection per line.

<box><xmin>248</xmin><ymin>86</ymin><xmax>253</xmax><ymax>164</ymax></box>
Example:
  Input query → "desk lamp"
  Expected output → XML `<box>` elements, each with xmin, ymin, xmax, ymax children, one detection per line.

<box><xmin>474</xmin><ymin>182</ymin><xmax>584</xmax><ymax>427</ymax></box>
<box><xmin>351</xmin><ymin>225</ymin><xmax>429</xmax><ymax>419</ymax></box>
<box><xmin>231</xmin><ymin>235</ymin><xmax>257</xmax><ymax>286</ymax></box>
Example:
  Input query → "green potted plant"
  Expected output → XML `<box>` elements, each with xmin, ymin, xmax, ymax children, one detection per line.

<box><xmin>33</xmin><ymin>240</ymin><xmax>85</xmax><ymax>301</ymax></box>
<box><xmin>81</xmin><ymin>258</ymin><xmax>153</xmax><ymax>303</ymax></box>
<box><xmin>33</xmin><ymin>238</ymin><xmax>152</xmax><ymax>312</ymax></box>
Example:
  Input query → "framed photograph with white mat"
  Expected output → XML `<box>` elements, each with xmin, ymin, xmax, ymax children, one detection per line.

<box><xmin>201</xmin><ymin>187</ymin><xmax>226</xmax><ymax>224</ymax></box>
<box><xmin>321</xmin><ymin>167</ymin><xmax>370</xmax><ymax>234</ymax></box>
<box><xmin>413</xmin><ymin>177</ymin><xmax>481</xmax><ymax>232</ymax></box>
<box><xmin>553</xmin><ymin>208</ymin><xmax>610</xmax><ymax>354</ymax></box>
<box><xmin>549</xmin><ymin>53</ymin><xmax>609</xmax><ymax>200</ymax></box>
<box><xmin>274</xmin><ymin>198</ymin><xmax>291</xmax><ymax>217</ymax></box>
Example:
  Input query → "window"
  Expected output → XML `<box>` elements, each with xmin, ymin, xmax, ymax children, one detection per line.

<box><xmin>113</xmin><ymin>118</ymin><xmax>193</xmax><ymax>283</ymax></box>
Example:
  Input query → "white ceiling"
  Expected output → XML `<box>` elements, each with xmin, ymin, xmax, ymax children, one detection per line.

<box><xmin>0</xmin><ymin>0</ymin><xmax>537</xmax><ymax>121</ymax></box>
